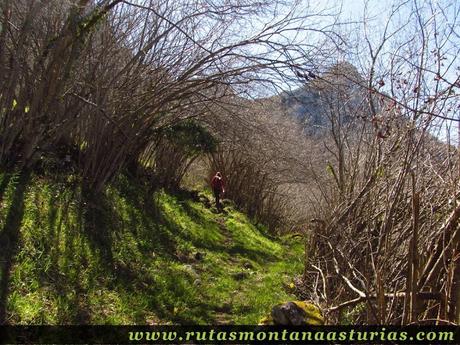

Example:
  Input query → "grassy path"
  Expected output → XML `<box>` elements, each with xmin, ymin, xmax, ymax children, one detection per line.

<box><xmin>0</xmin><ymin>173</ymin><xmax>304</xmax><ymax>324</ymax></box>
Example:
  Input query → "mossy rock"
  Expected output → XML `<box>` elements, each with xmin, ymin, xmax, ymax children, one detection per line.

<box><xmin>259</xmin><ymin>301</ymin><xmax>324</xmax><ymax>325</ymax></box>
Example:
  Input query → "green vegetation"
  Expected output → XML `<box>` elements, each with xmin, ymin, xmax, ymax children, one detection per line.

<box><xmin>0</xmin><ymin>172</ymin><xmax>303</xmax><ymax>324</ymax></box>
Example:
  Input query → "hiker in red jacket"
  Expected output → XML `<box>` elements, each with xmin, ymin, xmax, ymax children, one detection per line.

<box><xmin>211</xmin><ymin>172</ymin><xmax>225</xmax><ymax>210</ymax></box>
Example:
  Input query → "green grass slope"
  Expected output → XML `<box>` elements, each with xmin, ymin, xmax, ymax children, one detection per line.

<box><xmin>0</xmin><ymin>172</ymin><xmax>303</xmax><ymax>325</ymax></box>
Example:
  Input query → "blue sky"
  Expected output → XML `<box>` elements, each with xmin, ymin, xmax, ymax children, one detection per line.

<box><xmin>310</xmin><ymin>0</ymin><xmax>459</xmax><ymax>143</ymax></box>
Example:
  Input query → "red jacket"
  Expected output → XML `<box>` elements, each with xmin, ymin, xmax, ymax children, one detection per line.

<box><xmin>211</xmin><ymin>175</ymin><xmax>224</xmax><ymax>192</ymax></box>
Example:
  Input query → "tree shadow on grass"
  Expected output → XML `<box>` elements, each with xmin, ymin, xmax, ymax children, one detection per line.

<box><xmin>112</xmin><ymin>178</ymin><xmax>178</xmax><ymax>257</ymax></box>
<box><xmin>228</xmin><ymin>245</ymin><xmax>279</xmax><ymax>264</ymax></box>
<box><xmin>65</xmin><ymin>179</ymin><xmax>177</xmax><ymax>323</ymax></box>
<box><xmin>0</xmin><ymin>171</ymin><xmax>30</xmax><ymax>324</ymax></box>
<box><xmin>0</xmin><ymin>174</ymin><xmax>12</xmax><ymax>205</ymax></box>
<box><xmin>80</xmin><ymin>186</ymin><xmax>116</xmax><ymax>269</ymax></box>
<box><xmin>27</xmin><ymin>174</ymin><xmax>280</xmax><ymax>324</ymax></box>
<box><xmin>165</xmin><ymin>193</ymin><xmax>280</xmax><ymax>264</ymax></box>
<box><xmin>109</xmin><ymin>180</ymin><xmax>223</xmax><ymax>322</ymax></box>
<box><xmin>28</xmin><ymin>180</ymin><xmax>118</xmax><ymax>324</ymax></box>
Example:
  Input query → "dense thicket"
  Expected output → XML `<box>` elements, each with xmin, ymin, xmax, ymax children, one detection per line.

<box><xmin>297</xmin><ymin>1</ymin><xmax>460</xmax><ymax>324</ymax></box>
<box><xmin>206</xmin><ymin>96</ymin><xmax>315</xmax><ymax>231</ymax></box>
<box><xmin>0</xmin><ymin>0</ymin><xmax>459</xmax><ymax>326</ymax></box>
<box><xmin>0</xmin><ymin>0</ymin><xmax>334</xmax><ymax>191</ymax></box>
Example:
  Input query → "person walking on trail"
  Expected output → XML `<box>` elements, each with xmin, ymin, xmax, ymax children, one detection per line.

<box><xmin>211</xmin><ymin>171</ymin><xmax>225</xmax><ymax>210</ymax></box>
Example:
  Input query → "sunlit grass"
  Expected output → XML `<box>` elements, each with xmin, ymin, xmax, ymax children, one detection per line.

<box><xmin>0</xmin><ymin>172</ymin><xmax>303</xmax><ymax>324</ymax></box>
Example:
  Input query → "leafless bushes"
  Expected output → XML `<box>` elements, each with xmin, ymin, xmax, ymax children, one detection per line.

<box><xmin>140</xmin><ymin>120</ymin><xmax>217</xmax><ymax>191</ymax></box>
<box><xmin>206</xmin><ymin>96</ymin><xmax>315</xmax><ymax>231</ymax></box>
<box><xmin>308</xmin><ymin>125</ymin><xmax>459</xmax><ymax>324</ymax></box>
<box><xmin>4</xmin><ymin>0</ymin><xmax>457</xmax><ymax>326</ymax></box>
<box><xmin>303</xmin><ymin>0</ymin><xmax>460</xmax><ymax>325</ymax></box>
<box><xmin>0</xmin><ymin>0</ymin><xmax>337</xmax><ymax>192</ymax></box>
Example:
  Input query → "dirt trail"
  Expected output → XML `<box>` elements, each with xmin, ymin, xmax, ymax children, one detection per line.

<box><xmin>213</xmin><ymin>217</ymin><xmax>237</xmax><ymax>324</ymax></box>
<box><xmin>217</xmin><ymin>217</ymin><xmax>233</xmax><ymax>248</ymax></box>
